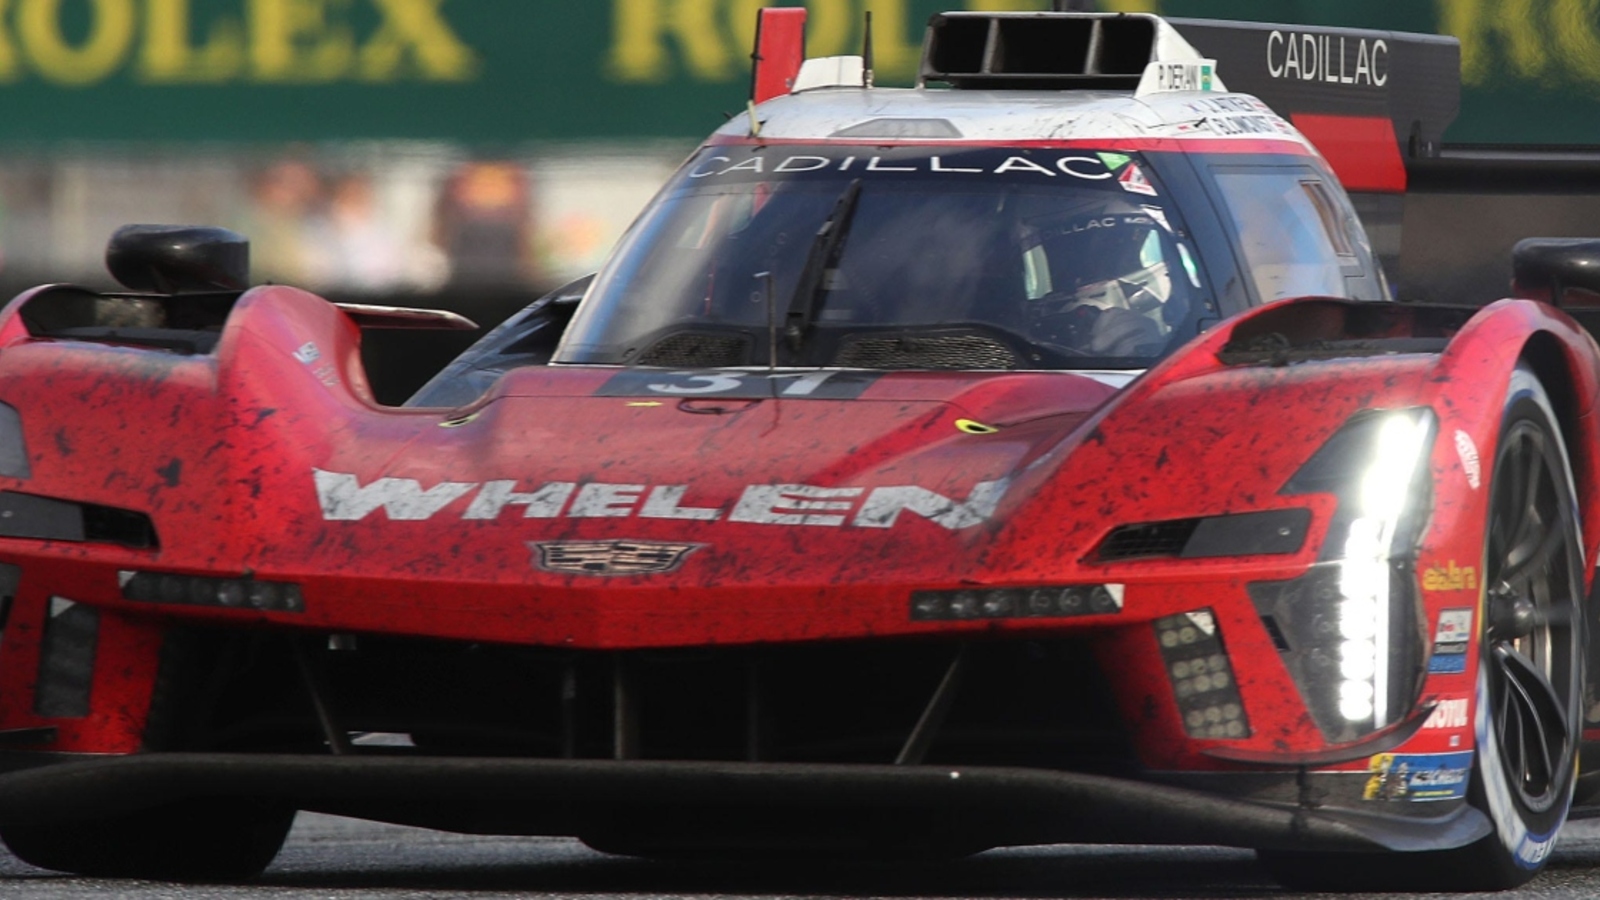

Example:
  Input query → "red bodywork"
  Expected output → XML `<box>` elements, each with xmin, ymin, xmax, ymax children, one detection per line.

<box><xmin>0</xmin><ymin>279</ymin><xmax>1594</xmax><ymax>786</ymax></box>
<box><xmin>2</xmin><ymin>11</ymin><xmax>1577</xmax><ymax>876</ymax></box>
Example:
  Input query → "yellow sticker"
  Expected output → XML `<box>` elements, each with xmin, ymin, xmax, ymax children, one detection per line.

<box><xmin>627</xmin><ymin>401</ymin><xmax>664</xmax><ymax>407</ymax></box>
<box><xmin>439</xmin><ymin>412</ymin><xmax>480</xmax><ymax>428</ymax></box>
<box><xmin>955</xmin><ymin>418</ymin><xmax>999</xmax><ymax>435</ymax></box>
<box><xmin>1422</xmin><ymin>561</ymin><xmax>1477</xmax><ymax>592</ymax></box>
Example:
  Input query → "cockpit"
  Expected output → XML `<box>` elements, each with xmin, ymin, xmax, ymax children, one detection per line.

<box><xmin>554</xmin><ymin>145</ymin><xmax>1210</xmax><ymax>371</ymax></box>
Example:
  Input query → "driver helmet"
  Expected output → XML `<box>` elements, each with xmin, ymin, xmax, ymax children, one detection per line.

<box><xmin>1039</xmin><ymin>209</ymin><xmax>1173</xmax><ymax>313</ymax></box>
<box><xmin>1021</xmin><ymin>207</ymin><xmax>1179</xmax><ymax>355</ymax></box>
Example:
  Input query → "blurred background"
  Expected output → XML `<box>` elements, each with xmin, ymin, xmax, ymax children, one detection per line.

<box><xmin>0</xmin><ymin>0</ymin><xmax>1594</xmax><ymax>398</ymax></box>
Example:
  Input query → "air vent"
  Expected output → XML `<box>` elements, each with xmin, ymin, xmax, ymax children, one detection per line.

<box><xmin>1095</xmin><ymin>509</ymin><xmax>1310</xmax><ymax>562</ymax></box>
<box><xmin>0</xmin><ymin>491</ymin><xmax>158</xmax><ymax>549</ymax></box>
<box><xmin>1096</xmin><ymin>519</ymin><xmax>1200</xmax><ymax>561</ymax></box>
<box><xmin>833</xmin><ymin>333</ymin><xmax>1017</xmax><ymax>370</ymax></box>
<box><xmin>921</xmin><ymin>13</ymin><xmax>1159</xmax><ymax>90</ymax></box>
<box><xmin>635</xmin><ymin>332</ymin><xmax>752</xmax><ymax>367</ymax></box>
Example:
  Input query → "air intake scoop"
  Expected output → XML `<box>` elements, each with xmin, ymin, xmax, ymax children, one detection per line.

<box><xmin>920</xmin><ymin>12</ymin><xmax>1217</xmax><ymax>93</ymax></box>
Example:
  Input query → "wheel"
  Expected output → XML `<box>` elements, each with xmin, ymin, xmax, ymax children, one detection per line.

<box><xmin>0</xmin><ymin>798</ymin><xmax>295</xmax><ymax>881</ymax></box>
<box><xmin>1467</xmin><ymin>365</ymin><xmax>1585</xmax><ymax>881</ymax></box>
<box><xmin>1260</xmin><ymin>365</ymin><xmax>1585</xmax><ymax>892</ymax></box>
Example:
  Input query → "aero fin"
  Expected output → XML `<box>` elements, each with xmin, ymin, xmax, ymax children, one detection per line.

<box><xmin>751</xmin><ymin>7</ymin><xmax>807</xmax><ymax>105</ymax></box>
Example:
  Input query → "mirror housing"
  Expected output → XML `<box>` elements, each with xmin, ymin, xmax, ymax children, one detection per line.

<box><xmin>1511</xmin><ymin>238</ymin><xmax>1600</xmax><ymax>309</ymax></box>
<box><xmin>106</xmin><ymin>224</ymin><xmax>250</xmax><ymax>294</ymax></box>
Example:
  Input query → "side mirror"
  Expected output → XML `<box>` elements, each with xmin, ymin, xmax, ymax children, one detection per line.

<box><xmin>1511</xmin><ymin>238</ymin><xmax>1600</xmax><ymax>308</ymax></box>
<box><xmin>105</xmin><ymin>224</ymin><xmax>250</xmax><ymax>294</ymax></box>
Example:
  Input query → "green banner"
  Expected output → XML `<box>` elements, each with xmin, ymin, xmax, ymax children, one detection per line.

<box><xmin>0</xmin><ymin>0</ymin><xmax>1593</xmax><ymax>144</ymax></box>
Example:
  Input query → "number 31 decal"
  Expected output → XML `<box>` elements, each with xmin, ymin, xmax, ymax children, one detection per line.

<box><xmin>596</xmin><ymin>369</ymin><xmax>882</xmax><ymax>400</ymax></box>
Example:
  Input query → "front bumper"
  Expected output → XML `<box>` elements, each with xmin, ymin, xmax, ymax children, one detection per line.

<box><xmin>0</xmin><ymin>752</ymin><xmax>1490</xmax><ymax>855</ymax></box>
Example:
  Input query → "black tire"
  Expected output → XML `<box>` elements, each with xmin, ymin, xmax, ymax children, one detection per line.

<box><xmin>0</xmin><ymin>798</ymin><xmax>295</xmax><ymax>881</ymax></box>
<box><xmin>1261</xmin><ymin>366</ymin><xmax>1585</xmax><ymax>892</ymax></box>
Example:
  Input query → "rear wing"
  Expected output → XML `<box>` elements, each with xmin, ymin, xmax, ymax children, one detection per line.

<box><xmin>910</xmin><ymin>13</ymin><xmax>1460</xmax><ymax>195</ymax></box>
<box><xmin>1168</xmin><ymin>20</ymin><xmax>1460</xmax><ymax>194</ymax></box>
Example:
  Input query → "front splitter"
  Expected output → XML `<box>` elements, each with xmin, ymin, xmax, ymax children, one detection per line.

<box><xmin>0</xmin><ymin>752</ymin><xmax>1489</xmax><ymax>855</ymax></box>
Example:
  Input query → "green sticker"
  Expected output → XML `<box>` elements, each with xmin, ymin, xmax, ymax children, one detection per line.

<box><xmin>1201</xmin><ymin>65</ymin><xmax>1214</xmax><ymax>91</ymax></box>
<box><xmin>1097</xmin><ymin>152</ymin><xmax>1132</xmax><ymax>170</ymax></box>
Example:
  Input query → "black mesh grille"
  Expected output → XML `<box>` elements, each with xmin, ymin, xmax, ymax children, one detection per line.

<box><xmin>636</xmin><ymin>332</ymin><xmax>751</xmax><ymax>367</ymax></box>
<box><xmin>1095</xmin><ymin>519</ymin><xmax>1200</xmax><ymax>561</ymax></box>
<box><xmin>833</xmin><ymin>334</ymin><xmax>1016</xmax><ymax>370</ymax></box>
<box><xmin>191</xmin><ymin>633</ymin><xmax>1134</xmax><ymax>773</ymax></box>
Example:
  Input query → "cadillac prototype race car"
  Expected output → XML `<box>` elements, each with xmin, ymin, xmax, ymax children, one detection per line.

<box><xmin>1</xmin><ymin>9</ymin><xmax>1598</xmax><ymax>892</ymax></box>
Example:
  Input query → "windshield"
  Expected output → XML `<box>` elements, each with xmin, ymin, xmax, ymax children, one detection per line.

<box><xmin>556</xmin><ymin>146</ymin><xmax>1210</xmax><ymax>370</ymax></box>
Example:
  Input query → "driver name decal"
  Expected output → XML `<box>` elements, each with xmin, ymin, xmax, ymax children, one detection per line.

<box><xmin>313</xmin><ymin>469</ymin><xmax>1010</xmax><ymax>531</ymax></box>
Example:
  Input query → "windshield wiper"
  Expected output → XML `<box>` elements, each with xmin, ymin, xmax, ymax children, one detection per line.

<box><xmin>783</xmin><ymin>178</ymin><xmax>862</xmax><ymax>352</ymax></box>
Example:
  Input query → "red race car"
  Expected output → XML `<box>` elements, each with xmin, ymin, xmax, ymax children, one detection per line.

<box><xmin>0</xmin><ymin>10</ymin><xmax>1594</xmax><ymax>893</ymax></box>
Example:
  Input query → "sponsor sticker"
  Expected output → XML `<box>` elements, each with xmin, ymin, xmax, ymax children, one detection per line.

<box><xmin>1455</xmin><ymin>430</ymin><xmax>1481</xmax><ymax>489</ymax></box>
<box><xmin>312</xmin><ymin>469</ymin><xmax>1011</xmax><ymax>531</ymax></box>
<box><xmin>1422</xmin><ymin>560</ymin><xmax>1478</xmax><ymax>592</ymax></box>
<box><xmin>1434</xmin><ymin>608</ymin><xmax>1473</xmax><ymax>644</ymax></box>
<box><xmin>1428</xmin><ymin>608</ymin><xmax>1473</xmax><ymax>673</ymax></box>
<box><xmin>1266</xmin><ymin>31</ymin><xmax>1390</xmax><ymax>87</ymax></box>
<box><xmin>1422</xmin><ymin>697</ymin><xmax>1470</xmax><ymax>730</ymax></box>
<box><xmin>294</xmin><ymin>341</ymin><xmax>321</xmax><ymax>364</ymax></box>
<box><xmin>1363</xmin><ymin>751</ymin><xmax>1473</xmax><ymax>802</ymax></box>
<box><xmin>1117</xmin><ymin>163</ymin><xmax>1158</xmax><ymax>196</ymax></box>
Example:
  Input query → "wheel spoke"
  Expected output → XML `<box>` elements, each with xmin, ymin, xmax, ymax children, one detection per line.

<box><xmin>1504</xmin><ymin>466</ymin><xmax>1549</xmax><ymax>576</ymax></box>
<box><xmin>1501</xmin><ymin>439</ymin><xmax>1535</xmax><ymax>546</ymax></box>
<box><xmin>1503</xmin><ymin>667</ymin><xmax>1552</xmax><ymax>791</ymax></box>
<box><xmin>1498</xmin><ymin>678</ymin><xmax>1524</xmax><ymax>780</ymax></box>
<box><xmin>1497</xmin><ymin>521</ymin><xmax>1569</xmax><ymax>599</ymax></box>
<box><xmin>1489</xmin><ymin>441</ymin><xmax>1528</xmax><ymax>568</ymax></box>
<box><xmin>1493</xmin><ymin>643</ymin><xmax>1569</xmax><ymax>796</ymax></box>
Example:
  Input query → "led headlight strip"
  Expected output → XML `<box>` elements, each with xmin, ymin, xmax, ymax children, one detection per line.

<box><xmin>1251</xmin><ymin>408</ymin><xmax>1436</xmax><ymax>743</ymax></box>
<box><xmin>911</xmin><ymin>584</ymin><xmax>1124</xmax><ymax>621</ymax></box>
<box><xmin>1335</xmin><ymin>412</ymin><xmax>1434</xmax><ymax>724</ymax></box>
<box><xmin>120</xmin><ymin>570</ymin><xmax>304</xmax><ymax>613</ymax></box>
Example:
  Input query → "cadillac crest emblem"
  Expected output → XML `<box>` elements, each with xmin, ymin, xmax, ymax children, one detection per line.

<box><xmin>530</xmin><ymin>540</ymin><xmax>704</xmax><ymax>576</ymax></box>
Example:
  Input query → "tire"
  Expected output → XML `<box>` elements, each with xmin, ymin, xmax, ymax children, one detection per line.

<box><xmin>0</xmin><ymin>798</ymin><xmax>295</xmax><ymax>881</ymax></box>
<box><xmin>1260</xmin><ymin>366</ymin><xmax>1586</xmax><ymax>892</ymax></box>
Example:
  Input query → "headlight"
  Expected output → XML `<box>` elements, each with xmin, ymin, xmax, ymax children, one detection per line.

<box><xmin>1251</xmin><ymin>408</ymin><xmax>1436</xmax><ymax>743</ymax></box>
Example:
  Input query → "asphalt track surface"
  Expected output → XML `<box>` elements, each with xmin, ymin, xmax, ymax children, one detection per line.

<box><xmin>6</xmin><ymin>815</ymin><xmax>1600</xmax><ymax>899</ymax></box>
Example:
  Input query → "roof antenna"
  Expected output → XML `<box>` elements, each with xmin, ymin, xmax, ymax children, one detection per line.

<box><xmin>862</xmin><ymin>11</ymin><xmax>875</xmax><ymax>89</ymax></box>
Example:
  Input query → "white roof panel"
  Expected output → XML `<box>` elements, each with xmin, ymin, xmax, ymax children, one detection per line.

<box><xmin>719</xmin><ymin>87</ymin><xmax>1317</xmax><ymax>153</ymax></box>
